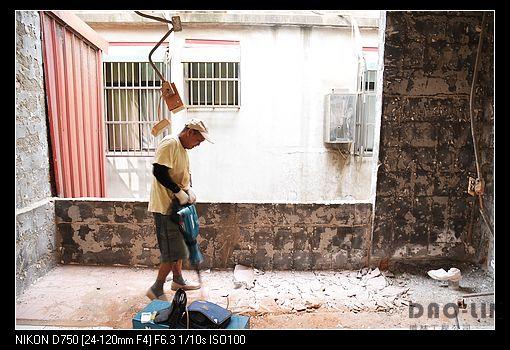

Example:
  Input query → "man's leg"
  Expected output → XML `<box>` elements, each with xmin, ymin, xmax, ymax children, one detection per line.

<box><xmin>146</xmin><ymin>262</ymin><xmax>174</xmax><ymax>300</ymax></box>
<box><xmin>170</xmin><ymin>259</ymin><xmax>201</xmax><ymax>291</ymax></box>
<box><xmin>172</xmin><ymin>259</ymin><xmax>183</xmax><ymax>277</ymax></box>
<box><xmin>158</xmin><ymin>262</ymin><xmax>175</xmax><ymax>283</ymax></box>
<box><xmin>171</xmin><ymin>260</ymin><xmax>186</xmax><ymax>286</ymax></box>
<box><xmin>147</xmin><ymin>213</ymin><xmax>177</xmax><ymax>300</ymax></box>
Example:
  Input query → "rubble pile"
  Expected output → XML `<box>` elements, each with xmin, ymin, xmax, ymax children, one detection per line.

<box><xmin>204</xmin><ymin>266</ymin><xmax>412</xmax><ymax>316</ymax></box>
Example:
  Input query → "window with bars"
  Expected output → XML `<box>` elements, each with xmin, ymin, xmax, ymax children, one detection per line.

<box><xmin>183</xmin><ymin>62</ymin><xmax>240</xmax><ymax>107</ymax></box>
<box><xmin>355</xmin><ymin>69</ymin><xmax>377</xmax><ymax>154</ymax></box>
<box><xmin>103</xmin><ymin>61</ymin><xmax>170</xmax><ymax>156</ymax></box>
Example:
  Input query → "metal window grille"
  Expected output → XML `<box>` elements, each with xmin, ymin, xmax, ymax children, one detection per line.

<box><xmin>103</xmin><ymin>61</ymin><xmax>170</xmax><ymax>157</ymax></box>
<box><xmin>355</xmin><ymin>69</ymin><xmax>377</xmax><ymax>155</ymax></box>
<box><xmin>183</xmin><ymin>62</ymin><xmax>240</xmax><ymax>107</ymax></box>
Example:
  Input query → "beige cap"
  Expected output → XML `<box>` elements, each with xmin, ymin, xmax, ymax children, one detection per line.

<box><xmin>185</xmin><ymin>118</ymin><xmax>214</xmax><ymax>143</ymax></box>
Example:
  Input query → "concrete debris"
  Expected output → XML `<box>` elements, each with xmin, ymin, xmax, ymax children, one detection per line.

<box><xmin>366</xmin><ymin>268</ymin><xmax>381</xmax><ymax>279</ymax></box>
<box><xmin>352</xmin><ymin>302</ymin><xmax>364</xmax><ymax>310</ymax></box>
<box><xmin>365</xmin><ymin>275</ymin><xmax>387</xmax><ymax>291</ymax></box>
<box><xmin>293</xmin><ymin>303</ymin><xmax>307</xmax><ymax>312</ymax></box>
<box><xmin>339</xmin><ymin>277</ymin><xmax>358</xmax><ymax>291</ymax></box>
<box><xmin>324</xmin><ymin>285</ymin><xmax>349</xmax><ymax>298</ymax></box>
<box><xmin>346</xmin><ymin>288</ymin><xmax>359</xmax><ymax>297</ymax></box>
<box><xmin>382</xmin><ymin>271</ymin><xmax>395</xmax><ymax>278</ymax></box>
<box><xmin>220</xmin><ymin>267</ymin><xmax>413</xmax><ymax>316</ymax></box>
<box><xmin>310</xmin><ymin>281</ymin><xmax>324</xmax><ymax>292</ymax></box>
<box><xmin>257</xmin><ymin>298</ymin><xmax>280</xmax><ymax>313</ymax></box>
<box><xmin>305</xmin><ymin>300</ymin><xmax>322</xmax><ymax>309</ymax></box>
<box><xmin>380</xmin><ymin>285</ymin><xmax>409</xmax><ymax>298</ymax></box>
<box><xmin>233</xmin><ymin>264</ymin><xmax>255</xmax><ymax>290</ymax></box>
<box><xmin>356</xmin><ymin>267</ymin><xmax>370</xmax><ymax>278</ymax></box>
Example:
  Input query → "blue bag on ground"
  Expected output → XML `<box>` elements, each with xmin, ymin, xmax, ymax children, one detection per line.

<box><xmin>176</xmin><ymin>204</ymin><xmax>203</xmax><ymax>266</ymax></box>
<box><xmin>179</xmin><ymin>300</ymin><xmax>232</xmax><ymax>329</ymax></box>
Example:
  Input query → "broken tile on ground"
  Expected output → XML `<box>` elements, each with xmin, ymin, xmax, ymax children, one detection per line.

<box><xmin>16</xmin><ymin>263</ymin><xmax>494</xmax><ymax>329</ymax></box>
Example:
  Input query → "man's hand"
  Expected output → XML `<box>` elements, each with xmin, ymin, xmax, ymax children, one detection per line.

<box><xmin>186</xmin><ymin>188</ymin><xmax>197</xmax><ymax>204</ymax></box>
<box><xmin>175</xmin><ymin>189</ymin><xmax>189</xmax><ymax>205</ymax></box>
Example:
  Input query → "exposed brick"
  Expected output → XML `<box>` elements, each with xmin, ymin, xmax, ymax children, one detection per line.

<box><xmin>374</xmin><ymin>11</ymin><xmax>493</xmax><ymax>264</ymax></box>
<box><xmin>414</xmin><ymin>171</ymin><xmax>436</xmax><ymax>196</ymax></box>
<box><xmin>254</xmin><ymin>249</ymin><xmax>272</xmax><ymax>271</ymax></box>
<box><xmin>331</xmin><ymin>250</ymin><xmax>349</xmax><ymax>269</ymax></box>
<box><xmin>236</xmin><ymin>204</ymin><xmax>255</xmax><ymax>226</ymax></box>
<box><xmin>274</xmin><ymin>228</ymin><xmax>293</xmax><ymax>251</ymax></box>
<box><xmin>272</xmin><ymin>251</ymin><xmax>293</xmax><ymax>270</ymax></box>
<box><xmin>253</xmin><ymin>228</ymin><xmax>274</xmax><ymax>249</ymax></box>
<box><xmin>329</xmin><ymin>205</ymin><xmax>356</xmax><ymax>226</ymax></box>
<box><xmin>55</xmin><ymin>201</ymin><xmax>373</xmax><ymax>270</ymax></box>
<box><xmin>232</xmin><ymin>250</ymin><xmax>254</xmax><ymax>267</ymax></box>
<box><xmin>293</xmin><ymin>251</ymin><xmax>312</xmax><ymax>270</ymax></box>
<box><xmin>379</xmin><ymin>123</ymin><xmax>401</xmax><ymax>147</ymax></box>
<box><xmin>400</xmin><ymin>122</ymin><xmax>438</xmax><ymax>148</ymax></box>
<box><xmin>355</xmin><ymin>203</ymin><xmax>372</xmax><ymax>225</ymax></box>
<box><xmin>253</xmin><ymin>204</ymin><xmax>277</xmax><ymax>227</ymax></box>
<box><xmin>311</xmin><ymin>251</ymin><xmax>332</xmax><ymax>270</ymax></box>
<box><xmin>273</xmin><ymin>204</ymin><xmax>297</xmax><ymax>226</ymax></box>
<box><xmin>133</xmin><ymin>202</ymin><xmax>152</xmax><ymax>223</ymax></box>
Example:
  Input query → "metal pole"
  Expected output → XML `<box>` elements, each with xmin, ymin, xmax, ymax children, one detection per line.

<box><xmin>462</xmin><ymin>292</ymin><xmax>494</xmax><ymax>299</ymax></box>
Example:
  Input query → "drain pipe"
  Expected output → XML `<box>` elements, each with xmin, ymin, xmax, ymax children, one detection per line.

<box><xmin>469</xmin><ymin>12</ymin><xmax>494</xmax><ymax>238</ymax></box>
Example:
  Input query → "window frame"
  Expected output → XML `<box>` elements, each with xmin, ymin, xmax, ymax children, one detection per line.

<box><xmin>183</xmin><ymin>61</ymin><xmax>241</xmax><ymax>109</ymax></box>
<box><xmin>355</xmin><ymin>68</ymin><xmax>378</xmax><ymax>156</ymax></box>
<box><xmin>103</xmin><ymin>60</ymin><xmax>171</xmax><ymax>157</ymax></box>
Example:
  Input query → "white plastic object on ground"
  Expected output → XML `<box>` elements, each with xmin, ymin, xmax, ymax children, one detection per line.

<box><xmin>427</xmin><ymin>267</ymin><xmax>462</xmax><ymax>282</ymax></box>
<box><xmin>233</xmin><ymin>264</ymin><xmax>255</xmax><ymax>289</ymax></box>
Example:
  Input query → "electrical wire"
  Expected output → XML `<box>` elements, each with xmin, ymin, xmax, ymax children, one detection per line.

<box><xmin>469</xmin><ymin>13</ymin><xmax>486</xmax><ymax>181</ymax></box>
<box><xmin>468</xmin><ymin>13</ymin><xmax>494</xmax><ymax>238</ymax></box>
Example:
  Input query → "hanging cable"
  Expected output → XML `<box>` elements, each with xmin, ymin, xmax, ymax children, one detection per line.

<box><xmin>340</xmin><ymin>14</ymin><xmax>366</xmax><ymax>161</ymax></box>
<box><xmin>468</xmin><ymin>12</ymin><xmax>493</xmax><ymax>237</ymax></box>
<box><xmin>469</xmin><ymin>12</ymin><xmax>486</xmax><ymax>182</ymax></box>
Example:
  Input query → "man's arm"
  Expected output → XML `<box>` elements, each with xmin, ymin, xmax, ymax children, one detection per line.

<box><xmin>153</xmin><ymin>163</ymin><xmax>190</xmax><ymax>205</ymax></box>
<box><xmin>153</xmin><ymin>163</ymin><xmax>180</xmax><ymax>193</ymax></box>
<box><xmin>152</xmin><ymin>163</ymin><xmax>197</xmax><ymax>205</ymax></box>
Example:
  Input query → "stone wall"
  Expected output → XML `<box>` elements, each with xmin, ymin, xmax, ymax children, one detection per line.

<box><xmin>15</xmin><ymin>11</ymin><xmax>57</xmax><ymax>296</ymax></box>
<box><xmin>16</xmin><ymin>202</ymin><xmax>57</xmax><ymax>296</ymax></box>
<box><xmin>55</xmin><ymin>200</ymin><xmax>372</xmax><ymax>270</ymax></box>
<box><xmin>372</xmin><ymin>11</ymin><xmax>494</xmax><ymax>264</ymax></box>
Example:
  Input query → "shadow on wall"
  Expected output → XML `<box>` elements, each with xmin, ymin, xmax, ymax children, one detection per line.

<box><xmin>106</xmin><ymin>157</ymin><xmax>152</xmax><ymax>198</ymax></box>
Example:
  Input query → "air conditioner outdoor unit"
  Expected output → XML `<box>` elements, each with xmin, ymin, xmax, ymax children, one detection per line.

<box><xmin>324</xmin><ymin>93</ymin><xmax>357</xmax><ymax>144</ymax></box>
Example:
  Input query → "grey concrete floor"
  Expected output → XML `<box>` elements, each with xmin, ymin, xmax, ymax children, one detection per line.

<box><xmin>15</xmin><ymin>262</ymin><xmax>495</xmax><ymax>330</ymax></box>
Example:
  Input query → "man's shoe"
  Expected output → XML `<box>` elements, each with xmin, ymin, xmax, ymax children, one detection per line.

<box><xmin>146</xmin><ymin>287</ymin><xmax>169</xmax><ymax>301</ymax></box>
<box><xmin>171</xmin><ymin>280</ymin><xmax>201</xmax><ymax>291</ymax></box>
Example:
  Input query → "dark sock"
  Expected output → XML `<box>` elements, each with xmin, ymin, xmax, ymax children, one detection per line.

<box><xmin>173</xmin><ymin>275</ymin><xmax>185</xmax><ymax>285</ymax></box>
<box><xmin>151</xmin><ymin>279</ymin><xmax>165</xmax><ymax>295</ymax></box>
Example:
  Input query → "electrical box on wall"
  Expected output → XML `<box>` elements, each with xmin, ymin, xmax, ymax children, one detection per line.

<box><xmin>324</xmin><ymin>93</ymin><xmax>357</xmax><ymax>144</ymax></box>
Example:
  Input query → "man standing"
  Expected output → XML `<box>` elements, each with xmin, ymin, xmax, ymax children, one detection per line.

<box><xmin>146</xmin><ymin>119</ymin><xmax>213</xmax><ymax>301</ymax></box>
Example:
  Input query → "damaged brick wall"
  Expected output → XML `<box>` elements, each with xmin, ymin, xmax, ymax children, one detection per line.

<box><xmin>373</xmin><ymin>12</ymin><xmax>494</xmax><ymax>264</ymax></box>
<box><xmin>15</xmin><ymin>11</ymin><xmax>57</xmax><ymax>296</ymax></box>
<box><xmin>55</xmin><ymin>200</ymin><xmax>372</xmax><ymax>270</ymax></box>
